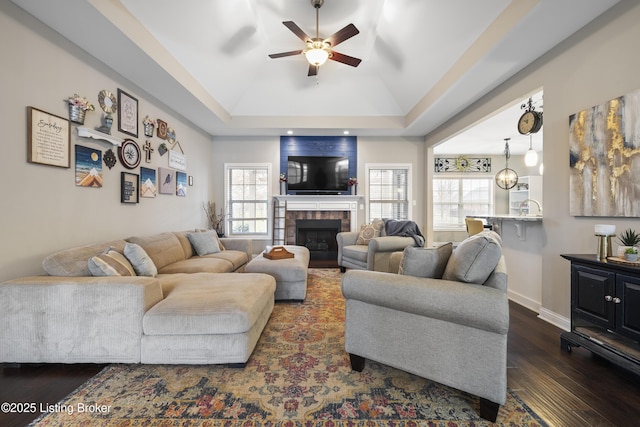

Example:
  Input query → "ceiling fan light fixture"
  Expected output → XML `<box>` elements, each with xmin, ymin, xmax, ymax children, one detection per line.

<box><xmin>304</xmin><ymin>41</ymin><xmax>331</xmax><ymax>66</ymax></box>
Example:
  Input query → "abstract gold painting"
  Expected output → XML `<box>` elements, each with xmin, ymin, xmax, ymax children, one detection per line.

<box><xmin>569</xmin><ymin>89</ymin><xmax>640</xmax><ymax>216</ymax></box>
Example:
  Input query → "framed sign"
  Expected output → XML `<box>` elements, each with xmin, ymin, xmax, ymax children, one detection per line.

<box><xmin>27</xmin><ymin>107</ymin><xmax>71</xmax><ymax>168</ymax></box>
<box><xmin>121</xmin><ymin>172</ymin><xmax>139</xmax><ymax>204</ymax></box>
<box><xmin>168</xmin><ymin>150</ymin><xmax>186</xmax><ymax>171</ymax></box>
<box><xmin>117</xmin><ymin>89</ymin><xmax>138</xmax><ymax>137</ymax></box>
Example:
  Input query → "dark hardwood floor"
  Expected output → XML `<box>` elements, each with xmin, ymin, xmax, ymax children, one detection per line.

<box><xmin>1</xmin><ymin>299</ymin><xmax>639</xmax><ymax>426</ymax></box>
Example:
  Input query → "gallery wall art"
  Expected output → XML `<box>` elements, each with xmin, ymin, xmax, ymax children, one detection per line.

<box><xmin>140</xmin><ymin>167</ymin><xmax>157</xmax><ymax>198</ymax></box>
<box><xmin>569</xmin><ymin>88</ymin><xmax>640</xmax><ymax>217</ymax></box>
<box><xmin>75</xmin><ymin>145</ymin><xmax>103</xmax><ymax>187</ymax></box>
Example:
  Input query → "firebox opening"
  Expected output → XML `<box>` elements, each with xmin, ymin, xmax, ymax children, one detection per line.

<box><xmin>295</xmin><ymin>219</ymin><xmax>341</xmax><ymax>261</ymax></box>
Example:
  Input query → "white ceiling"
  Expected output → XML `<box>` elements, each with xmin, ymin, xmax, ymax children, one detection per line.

<box><xmin>434</xmin><ymin>90</ymin><xmax>544</xmax><ymax>155</ymax></box>
<box><xmin>12</xmin><ymin>0</ymin><xmax>618</xmax><ymax>153</ymax></box>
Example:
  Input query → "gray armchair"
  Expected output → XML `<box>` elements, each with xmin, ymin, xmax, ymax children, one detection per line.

<box><xmin>341</xmin><ymin>231</ymin><xmax>508</xmax><ymax>422</ymax></box>
<box><xmin>336</xmin><ymin>231</ymin><xmax>416</xmax><ymax>272</ymax></box>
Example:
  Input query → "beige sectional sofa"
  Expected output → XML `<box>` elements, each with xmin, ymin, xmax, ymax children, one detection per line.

<box><xmin>0</xmin><ymin>231</ymin><xmax>276</xmax><ymax>366</ymax></box>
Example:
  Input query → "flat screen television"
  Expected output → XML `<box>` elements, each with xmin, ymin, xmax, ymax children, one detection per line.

<box><xmin>287</xmin><ymin>156</ymin><xmax>349</xmax><ymax>193</ymax></box>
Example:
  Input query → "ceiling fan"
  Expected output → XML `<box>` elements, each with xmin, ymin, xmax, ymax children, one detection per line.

<box><xmin>268</xmin><ymin>0</ymin><xmax>361</xmax><ymax>76</ymax></box>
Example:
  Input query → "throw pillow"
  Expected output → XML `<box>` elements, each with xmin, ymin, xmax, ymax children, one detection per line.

<box><xmin>124</xmin><ymin>242</ymin><xmax>158</xmax><ymax>277</ymax></box>
<box><xmin>442</xmin><ymin>232</ymin><xmax>502</xmax><ymax>285</ymax></box>
<box><xmin>356</xmin><ymin>219</ymin><xmax>384</xmax><ymax>245</ymax></box>
<box><xmin>187</xmin><ymin>231</ymin><xmax>221</xmax><ymax>256</ymax></box>
<box><xmin>88</xmin><ymin>249</ymin><xmax>136</xmax><ymax>277</ymax></box>
<box><xmin>399</xmin><ymin>243</ymin><xmax>453</xmax><ymax>279</ymax></box>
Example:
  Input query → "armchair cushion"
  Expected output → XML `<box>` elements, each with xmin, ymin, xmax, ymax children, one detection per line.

<box><xmin>442</xmin><ymin>231</ymin><xmax>501</xmax><ymax>285</ymax></box>
<box><xmin>356</xmin><ymin>219</ymin><xmax>384</xmax><ymax>245</ymax></box>
<box><xmin>399</xmin><ymin>243</ymin><xmax>452</xmax><ymax>279</ymax></box>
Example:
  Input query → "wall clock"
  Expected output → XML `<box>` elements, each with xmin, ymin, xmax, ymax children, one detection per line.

<box><xmin>517</xmin><ymin>110</ymin><xmax>543</xmax><ymax>135</ymax></box>
<box><xmin>118</xmin><ymin>139</ymin><xmax>141</xmax><ymax>169</ymax></box>
<box><xmin>517</xmin><ymin>97</ymin><xmax>543</xmax><ymax>135</ymax></box>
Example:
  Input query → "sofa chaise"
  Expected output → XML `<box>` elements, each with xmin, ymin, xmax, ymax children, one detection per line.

<box><xmin>0</xmin><ymin>230</ymin><xmax>276</xmax><ymax>366</ymax></box>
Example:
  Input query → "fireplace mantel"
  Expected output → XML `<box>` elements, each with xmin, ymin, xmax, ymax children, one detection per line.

<box><xmin>274</xmin><ymin>195</ymin><xmax>362</xmax><ymax>232</ymax></box>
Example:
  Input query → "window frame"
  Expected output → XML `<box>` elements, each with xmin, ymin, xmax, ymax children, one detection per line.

<box><xmin>365</xmin><ymin>163</ymin><xmax>413</xmax><ymax>223</ymax></box>
<box><xmin>223</xmin><ymin>162</ymin><xmax>272</xmax><ymax>238</ymax></box>
<box><xmin>432</xmin><ymin>174</ymin><xmax>494</xmax><ymax>231</ymax></box>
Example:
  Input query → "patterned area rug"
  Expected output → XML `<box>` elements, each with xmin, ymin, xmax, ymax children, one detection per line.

<box><xmin>32</xmin><ymin>269</ymin><xmax>546</xmax><ymax>426</ymax></box>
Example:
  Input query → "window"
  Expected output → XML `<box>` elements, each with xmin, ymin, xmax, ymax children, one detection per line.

<box><xmin>433</xmin><ymin>177</ymin><xmax>493</xmax><ymax>230</ymax></box>
<box><xmin>366</xmin><ymin>164</ymin><xmax>411</xmax><ymax>222</ymax></box>
<box><xmin>225</xmin><ymin>163</ymin><xmax>271</xmax><ymax>236</ymax></box>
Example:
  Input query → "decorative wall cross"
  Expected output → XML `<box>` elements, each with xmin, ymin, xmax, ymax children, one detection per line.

<box><xmin>143</xmin><ymin>140</ymin><xmax>154</xmax><ymax>163</ymax></box>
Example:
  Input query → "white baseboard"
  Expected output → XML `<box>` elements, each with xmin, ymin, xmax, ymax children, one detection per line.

<box><xmin>508</xmin><ymin>292</ymin><xmax>571</xmax><ymax>332</ymax></box>
<box><xmin>537</xmin><ymin>307</ymin><xmax>570</xmax><ymax>331</ymax></box>
<box><xmin>507</xmin><ymin>290</ymin><xmax>540</xmax><ymax>313</ymax></box>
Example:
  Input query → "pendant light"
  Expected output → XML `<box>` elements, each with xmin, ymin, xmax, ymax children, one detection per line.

<box><xmin>495</xmin><ymin>138</ymin><xmax>518</xmax><ymax>190</ymax></box>
<box><xmin>524</xmin><ymin>135</ymin><xmax>538</xmax><ymax>167</ymax></box>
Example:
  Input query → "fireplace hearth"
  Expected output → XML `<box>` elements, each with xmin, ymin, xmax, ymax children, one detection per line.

<box><xmin>296</xmin><ymin>219</ymin><xmax>341</xmax><ymax>261</ymax></box>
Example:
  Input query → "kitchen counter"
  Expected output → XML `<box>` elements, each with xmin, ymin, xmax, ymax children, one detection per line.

<box><xmin>469</xmin><ymin>214</ymin><xmax>542</xmax><ymax>240</ymax></box>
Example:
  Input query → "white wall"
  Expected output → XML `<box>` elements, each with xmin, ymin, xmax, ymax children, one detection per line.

<box><xmin>0</xmin><ymin>2</ymin><xmax>214</xmax><ymax>282</ymax></box>
<box><xmin>425</xmin><ymin>0</ymin><xmax>640</xmax><ymax>325</ymax></box>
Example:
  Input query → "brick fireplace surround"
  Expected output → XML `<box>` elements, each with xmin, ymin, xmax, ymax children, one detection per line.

<box><xmin>273</xmin><ymin>195</ymin><xmax>361</xmax><ymax>246</ymax></box>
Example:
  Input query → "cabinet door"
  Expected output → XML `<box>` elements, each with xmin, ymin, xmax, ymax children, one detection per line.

<box><xmin>572</xmin><ymin>264</ymin><xmax>615</xmax><ymax>329</ymax></box>
<box><xmin>616</xmin><ymin>274</ymin><xmax>640</xmax><ymax>341</ymax></box>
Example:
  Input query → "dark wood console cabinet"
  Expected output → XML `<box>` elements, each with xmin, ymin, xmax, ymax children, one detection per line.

<box><xmin>561</xmin><ymin>254</ymin><xmax>640</xmax><ymax>375</ymax></box>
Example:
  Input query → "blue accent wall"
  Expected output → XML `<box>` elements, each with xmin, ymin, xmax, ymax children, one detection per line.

<box><xmin>280</xmin><ymin>136</ymin><xmax>357</xmax><ymax>195</ymax></box>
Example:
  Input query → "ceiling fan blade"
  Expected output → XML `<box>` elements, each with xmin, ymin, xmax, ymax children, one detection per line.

<box><xmin>269</xmin><ymin>50</ymin><xmax>303</xmax><ymax>59</ymax></box>
<box><xmin>325</xmin><ymin>24</ymin><xmax>359</xmax><ymax>47</ymax></box>
<box><xmin>308</xmin><ymin>64</ymin><xmax>319</xmax><ymax>76</ymax></box>
<box><xmin>283</xmin><ymin>21</ymin><xmax>311</xmax><ymax>42</ymax></box>
<box><xmin>329</xmin><ymin>51</ymin><xmax>362</xmax><ymax>67</ymax></box>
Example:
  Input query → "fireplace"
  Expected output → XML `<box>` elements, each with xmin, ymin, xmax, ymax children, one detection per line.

<box><xmin>296</xmin><ymin>219</ymin><xmax>341</xmax><ymax>261</ymax></box>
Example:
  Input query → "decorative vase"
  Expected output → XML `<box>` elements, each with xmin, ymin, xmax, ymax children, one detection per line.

<box><xmin>280</xmin><ymin>181</ymin><xmax>287</xmax><ymax>195</ymax></box>
<box><xmin>624</xmin><ymin>252</ymin><xmax>638</xmax><ymax>262</ymax></box>
<box><xmin>68</xmin><ymin>104</ymin><xmax>86</xmax><ymax>124</ymax></box>
<box><xmin>350</xmin><ymin>185</ymin><xmax>356</xmax><ymax>195</ymax></box>
<box><xmin>144</xmin><ymin>123</ymin><xmax>155</xmax><ymax>137</ymax></box>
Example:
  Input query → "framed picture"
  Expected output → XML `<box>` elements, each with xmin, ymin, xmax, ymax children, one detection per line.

<box><xmin>156</xmin><ymin>119</ymin><xmax>167</xmax><ymax>139</ymax></box>
<box><xmin>176</xmin><ymin>171</ymin><xmax>187</xmax><ymax>196</ymax></box>
<box><xmin>117</xmin><ymin>89</ymin><xmax>138</xmax><ymax>137</ymax></box>
<box><xmin>158</xmin><ymin>167</ymin><xmax>175</xmax><ymax>195</ymax></box>
<box><xmin>27</xmin><ymin>106</ymin><xmax>71</xmax><ymax>168</ymax></box>
<box><xmin>121</xmin><ymin>172</ymin><xmax>139</xmax><ymax>204</ymax></box>
<box><xmin>140</xmin><ymin>166</ymin><xmax>157</xmax><ymax>198</ymax></box>
<box><xmin>75</xmin><ymin>145</ymin><xmax>103</xmax><ymax>187</ymax></box>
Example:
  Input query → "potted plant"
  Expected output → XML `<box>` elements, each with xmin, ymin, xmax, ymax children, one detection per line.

<box><xmin>616</xmin><ymin>228</ymin><xmax>640</xmax><ymax>257</ymax></box>
<box><xmin>279</xmin><ymin>173</ymin><xmax>287</xmax><ymax>195</ymax></box>
<box><xmin>624</xmin><ymin>247</ymin><xmax>638</xmax><ymax>262</ymax></box>
<box><xmin>348</xmin><ymin>177</ymin><xmax>358</xmax><ymax>195</ymax></box>
<box><xmin>65</xmin><ymin>93</ymin><xmax>94</xmax><ymax>124</ymax></box>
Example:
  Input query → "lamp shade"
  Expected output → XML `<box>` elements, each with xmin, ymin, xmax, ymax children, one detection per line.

<box><xmin>495</xmin><ymin>167</ymin><xmax>518</xmax><ymax>190</ymax></box>
<box><xmin>305</xmin><ymin>48</ymin><xmax>329</xmax><ymax>66</ymax></box>
<box><xmin>524</xmin><ymin>148</ymin><xmax>538</xmax><ymax>166</ymax></box>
